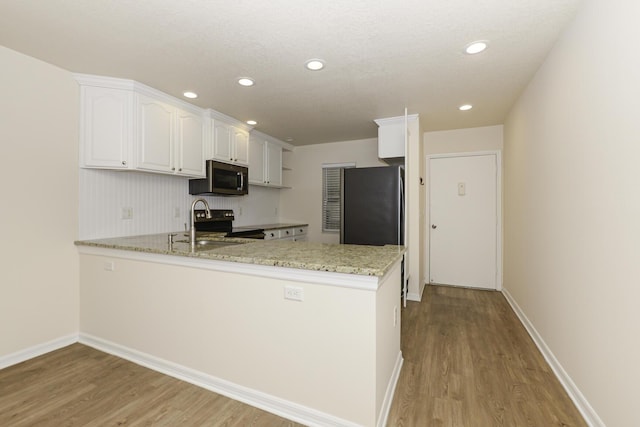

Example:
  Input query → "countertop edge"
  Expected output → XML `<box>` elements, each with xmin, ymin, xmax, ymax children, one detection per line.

<box><xmin>76</xmin><ymin>245</ymin><xmax>397</xmax><ymax>291</ymax></box>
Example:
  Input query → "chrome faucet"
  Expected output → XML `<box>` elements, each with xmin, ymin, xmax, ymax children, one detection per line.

<box><xmin>190</xmin><ymin>198</ymin><xmax>211</xmax><ymax>249</ymax></box>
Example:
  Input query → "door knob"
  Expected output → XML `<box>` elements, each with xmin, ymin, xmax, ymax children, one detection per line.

<box><xmin>432</xmin><ymin>224</ymin><xmax>437</xmax><ymax>229</ymax></box>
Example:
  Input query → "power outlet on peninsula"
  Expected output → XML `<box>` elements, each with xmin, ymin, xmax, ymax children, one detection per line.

<box><xmin>284</xmin><ymin>285</ymin><xmax>304</xmax><ymax>301</ymax></box>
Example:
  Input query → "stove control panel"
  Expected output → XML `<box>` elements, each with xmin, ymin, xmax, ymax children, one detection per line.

<box><xmin>193</xmin><ymin>209</ymin><xmax>235</xmax><ymax>222</ymax></box>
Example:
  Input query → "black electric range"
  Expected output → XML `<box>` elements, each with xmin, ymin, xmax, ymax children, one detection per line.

<box><xmin>193</xmin><ymin>209</ymin><xmax>265</xmax><ymax>239</ymax></box>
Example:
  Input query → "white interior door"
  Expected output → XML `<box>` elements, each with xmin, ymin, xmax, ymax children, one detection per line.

<box><xmin>429</xmin><ymin>154</ymin><xmax>497</xmax><ymax>289</ymax></box>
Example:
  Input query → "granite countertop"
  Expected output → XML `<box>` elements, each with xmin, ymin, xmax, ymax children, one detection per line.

<box><xmin>74</xmin><ymin>232</ymin><xmax>404</xmax><ymax>276</ymax></box>
<box><xmin>243</xmin><ymin>222</ymin><xmax>308</xmax><ymax>230</ymax></box>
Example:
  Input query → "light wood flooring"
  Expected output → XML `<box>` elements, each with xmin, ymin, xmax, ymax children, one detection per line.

<box><xmin>0</xmin><ymin>285</ymin><xmax>586</xmax><ymax>426</ymax></box>
<box><xmin>387</xmin><ymin>285</ymin><xmax>586</xmax><ymax>426</ymax></box>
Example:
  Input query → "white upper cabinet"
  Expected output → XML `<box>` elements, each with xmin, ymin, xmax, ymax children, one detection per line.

<box><xmin>176</xmin><ymin>109</ymin><xmax>205</xmax><ymax>176</ymax></box>
<box><xmin>212</xmin><ymin>121</ymin><xmax>232</xmax><ymax>162</ymax></box>
<box><xmin>248</xmin><ymin>137</ymin><xmax>266</xmax><ymax>184</ymax></box>
<box><xmin>233</xmin><ymin>128</ymin><xmax>249</xmax><ymax>165</ymax></box>
<box><xmin>137</xmin><ymin>95</ymin><xmax>205</xmax><ymax>177</ymax></box>
<box><xmin>137</xmin><ymin>94</ymin><xmax>174</xmax><ymax>173</ymax></box>
<box><xmin>248</xmin><ymin>131</ymin><xmax>284</xmax><ymax>187</ymax></box>
<box><xmin>211</xmin><ymin>120</ymin><xmax>249</xmax><ymax>166</ymax></box>
<box><xmin>375</xmin><ymin>116</ymin><xmax>406</xmax><ymax>159</ymax></box>
<box><xmin>76</xmin><ymin>75</ymin><xmax>280</xmax><ymax>179</ymax></box>
<box><xmin>75</xmin><ymin>74</ymin><xmax>205</xmax><ymax>178</ymax></box>
<box><xmin>79</xmin><ymin>85</ymin><xmax>133</xmax><ymax>169</ymax></box>
<box><xmin>266</xmin><ymin>141</ymin><xmax>282</xmax><ymax>186</ymax></box>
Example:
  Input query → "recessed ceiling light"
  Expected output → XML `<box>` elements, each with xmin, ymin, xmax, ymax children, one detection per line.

<box><xmin>285</xmin><ymin>137</ymin><xmax>294</xmax><ymax>142</ymax></box>
<box><xmin>465</xmin><ymin>41</ymin><xmax>488</xmax><ymax>55</ymax></box>
<box><xmin>183</xmin><ymin>91</ymin><xmax>198</xmax><ymax>99</ymax></box>
<box><xmin>246</xmin><ymin>120</ymin><xmax>257</xmax><ymax>126</ymax></box>
<box><xmin>305</xmin><ymin>59</ymin><xmax>325</xmax><ymax>71</ymax></box>
<box><xmin>459</xmin><ymin>104</ymin><xmax>473</xmax><ymax>111</ymax></box>
<box><xmin>238</xmin><ymin>77</ymin><xmax>255</xmax><ymax>87</ymax></box>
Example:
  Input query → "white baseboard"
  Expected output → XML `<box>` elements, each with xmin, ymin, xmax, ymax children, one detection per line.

<box><xmin>406</xmin><ymin>293</ymin><xmax>421</xmax><ymax>302</ymax></box>
<box><xmin>501</xmin><ymin>288</ymin><xmax>604</xmax><ymax>427</ymax></box>
<box><xmin>377</xmin><ymin>351</ymin><xmax>403</xmax><ymax>427</ymax></box>
<box><xmin>79</xmin><ymin>333</ymin><xmax>367</xmax><ymax>427</ymax></box>
<box><xmin>0</xmin><ymin>334</ymin><xmax>78</xmax><ymax>370</ymax></box>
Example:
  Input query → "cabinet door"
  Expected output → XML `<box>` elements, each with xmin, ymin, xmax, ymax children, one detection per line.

<box><xmin>248</xmin><ymin>139</ymin><xmax>266</xmax><ymax>184</ymax></box>
<box><xmin>176</xmin><ymin>109</ymin><xmax>205</xmax><ymax>177</ymax></box>
<box><xmin>80</xmin><ymin>86</ymin><xmax>132</xmax><ymax>168</ymax></box>
<box><xmin>233</xmin><ymin>129</ymin><xmax>249</xmax><ymax>165</ymax></box>
<box><xmin>266</xmin><ymin>142</ymin><xmax>283</xmax><ymax>186</ymax></box>
<box><xmin>281</xmin><ymin>228</ymin><xmax>294</xmax><ymax>239</ymax></box>
<box><xmin>377</xmin><ymin>121</ymin><xmax>405</xmax><ymax>159</ymax></box>
<box><xmin>137</xmin><ymin>95</ymin><xmax>174</xmax><ymax>173</ymax></box>
<box><xmin>264</xmin><ymin>229</ymin><xmax>280</xmax><ymax>240</ymax></box>
<box><xmin>212</xmin><ymin>122</ymin><xmax>233</xmax><ymax>162</ymax></box>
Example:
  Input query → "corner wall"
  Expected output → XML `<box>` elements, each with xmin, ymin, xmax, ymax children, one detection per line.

<box><xmin>280</xmin><ymin>138</ymin><xmax>386</xmax><ymax>243</ymax></box>
<box><xmin>0</xmin><ymin>46</ymin><xmax>79</xmax><ymax>360</ymax></box>
<box><xmin>503</xmin><ymin>0</ymin><xmax>639</xmax><ymax>425</ymax></box>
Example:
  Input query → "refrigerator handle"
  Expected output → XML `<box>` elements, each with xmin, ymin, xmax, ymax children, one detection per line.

<box><xmin>340</xmin><ymin>168</ymin><xmax>345</xmax><ymax>244</ymax></box>
<box><xmin>399</xmin><ymin>166</ymin><xmax>405</xmax><ymax>246</ymax></box>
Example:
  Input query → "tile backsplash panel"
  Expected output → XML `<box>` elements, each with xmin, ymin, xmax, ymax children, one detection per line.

<box><xmin>79</xmin><ymin>169</ymin><xmax>280</xmax><ymax>240</ymax></box>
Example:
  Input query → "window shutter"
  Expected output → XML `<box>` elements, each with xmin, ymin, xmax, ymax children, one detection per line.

<box><xmin>322</xmin><ymin>163</ymin><xmax>355</xmax><ymax>233</ymax></box>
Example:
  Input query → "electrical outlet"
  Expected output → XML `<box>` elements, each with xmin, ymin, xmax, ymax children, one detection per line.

<box><xmin>104</xmin><ymin>261</ymin><xmax>115</xmax><ymax>271</ymax></box>
<box><xmin>394</xmin><ymin>306</ymin><xmax>398</xmax><ymax>327</ymax></box>
<box><xmin>284</xmin><ymin>285</ymin><xmax>304</xmax><ymax>301</ymax></box>
<box><xmin>121</xmin><ymin>207</ymin><xmax>133</xmax><ymax>220</ymax></box>
<box><xmin>174</xmin><ymin>207</ymin><xmax>180</xmax><ymax>218</ymax></box>
<box><xmin>238</xmin><ymin>206</ymin><xmax>243</xmax><ymax>216</ymax></box>
<box><xmin>275</xmin><ymin>207</ymin><xmax>278</xmax><ymax>215</ymax></box>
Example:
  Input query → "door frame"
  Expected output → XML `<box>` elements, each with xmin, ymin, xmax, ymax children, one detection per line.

<box><xmin>425</xmin><ymin>150</ymin><xmax>502</xmax><ymax>290</ymax></box>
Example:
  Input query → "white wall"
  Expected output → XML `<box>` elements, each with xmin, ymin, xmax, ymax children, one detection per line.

<box><xmin>280</xmin><ymin>138</ymin><xmax>386</xmax><ymax>243</ymax></box>
<box><xmin>79</xmin><ymin>252</ymin><xmax>401</xmax><ymax>426</ymax></box>
<box><xmin>425</xmin><ymin>125</ymin><xmax>503</xmax><ymax>155</ymax></box>
<box><xmin>404</xmin><ymin>117</ymin><xmax>424</xmax><ymax>300</ymax></box>
<box><xmin>503</xmin><ymin>0</ymin><xmax>638</xmax><ymax>425</ymax></box>
<box><xmin>423</xmin><ymin>125</ymin><xmax>504</xmax><ymax>288</ymax></box>
<box><xmin>0</xmin><ymin>46</ymin><xmax>79</xmax><ymax>358</ymax></box>
<box><xmin>79</xmin><ymin>169</ymin><xmax>280</xmax><ymax>240</ymax></box>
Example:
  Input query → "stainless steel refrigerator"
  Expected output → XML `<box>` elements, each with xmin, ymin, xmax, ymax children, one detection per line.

<box><xmin>340</xmin><ymin>165</ymin><xmax>404</xmax><ymax>246</ymax></box>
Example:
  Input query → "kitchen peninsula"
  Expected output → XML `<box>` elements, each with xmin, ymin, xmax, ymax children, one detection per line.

<box><xmin>75</xmin><ymin>234</ymin><xmax>405</xmax><ymax>427</ymax></box>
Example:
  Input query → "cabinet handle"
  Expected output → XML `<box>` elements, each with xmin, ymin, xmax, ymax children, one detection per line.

<box><xmin>122</xmin><ymin>161</ymin><xmax>127</xmax><ymax>166</ymax></box>
<box><xmin>179</xmin><ymin>168</ymin><xmax>182</xmax><ymax>171</ymax></box>
<box><xmin>172</xmin><ymin>167</ymin><xmax>175</xmax><ymax>171</ymax></box>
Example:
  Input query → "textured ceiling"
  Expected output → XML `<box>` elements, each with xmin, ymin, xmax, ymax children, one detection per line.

<box><xmin>0</xmin><ymin>0</ymin><xmax>582</xmax><ymax>145</ymax></box>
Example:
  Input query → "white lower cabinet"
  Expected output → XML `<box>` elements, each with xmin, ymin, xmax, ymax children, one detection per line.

<box><xmin>292</xmin><ymin>226</ymin><xmax>308</xmax><ymax>242</ymax></box>
<box><xmin>264</xmin><ymin>229</ymin><xmax>280</xmax><ymax>240</ymax></box>
<box><xmin>263</xmin><ymin>226</ymin><xmax>308</xmax><ymax>242</ymax></box>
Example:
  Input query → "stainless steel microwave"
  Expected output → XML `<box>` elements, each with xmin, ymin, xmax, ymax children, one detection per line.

<box><xmin>188</xmin><ymin>160</ymin><xmax>249</xmax><ymax>196</ymax></box>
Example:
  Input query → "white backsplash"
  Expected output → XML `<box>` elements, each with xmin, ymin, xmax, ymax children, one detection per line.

<box><xmin>79</xmin><ymin>169</ymin><xmax>281</xmax><ymax>240</ymax></box>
